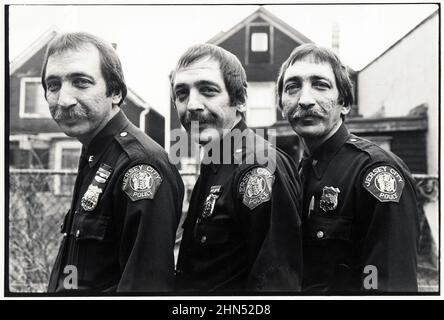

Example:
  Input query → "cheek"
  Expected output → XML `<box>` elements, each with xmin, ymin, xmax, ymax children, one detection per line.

<box><xmin>45</xmin><ymin>93</ymin><xmax>57</xmax><ymax>106</ymax></box>
<box><xmin>281</xmin><ymin>95</ymin><xmax>298</xmax><ymax>113</ymax></box>
<box><xmin>175</xmin><ymin>103</ymin><xmax>187</xmax><ymax>117</ymax></box>
<box><xmin>315</xmin><ymin>97</ymin><xmax>334</xmax><ymax>111</ymax></box>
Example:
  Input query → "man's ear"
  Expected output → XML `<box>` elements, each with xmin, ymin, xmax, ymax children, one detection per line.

<box><xmin>112</xmin><ymin>91</ymin><xmax>122</xmax><ymax>106</ymax></box>
<box><xmin>235</xmin><ymin>104</ymin><xmax>246</xmax><ymax>113</ymax></box>
<box><xmin>341</xmin><ymin>105</ymin><xmax>351</xmax><ymax>116</ymax></box>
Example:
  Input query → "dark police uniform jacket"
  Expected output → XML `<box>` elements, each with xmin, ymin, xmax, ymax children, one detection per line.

<box><xmin>175</xmin><ymin>120</ymin><xmax>303</xmax><ymax>292</ymax></box>
<box><xmin>300</xmin><ymin>123</ymin><xmax>419</xmax><ymax>292</ymax></box>
<box><xmin>48</xmin><ymin>110</ymin><xmax>184</xmax><ymax>293</ymax></box>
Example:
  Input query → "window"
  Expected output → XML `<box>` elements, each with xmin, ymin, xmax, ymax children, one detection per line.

<box><xmin>53</xmin><ymin>140</ymin><xmax>82</xmax><ymax>195</ymax></box>
<box><xmin>9</xmin><ymin>135</ymin><xmax>50</xmax><ymax>169</ymax></box>
<box><xmin>248</xmin><ymin>25</ymin><xmax>271</xmax><ymax>64</ymax></box>
<box><xmin>19</xmin><ymin>77</ymin><xmax>51</xmax><ymax>118</ymax></box>
<box><xmin>246</xmin><ymin>82</ymin><xmax>277</xmax><ymax>127</ymax></box>
<box><xmin>251</xmin><ymin>33</ymin><xmax>268</xmax><ymax>52</ymax></box>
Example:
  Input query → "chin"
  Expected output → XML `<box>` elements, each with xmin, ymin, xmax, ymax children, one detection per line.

<box><xmin>199</xmin><ymin>128</ymin><xmax>220</xmax><ymax>143</ymax></box>
<box><xmin>294</xmin><ymin>125</ymin><xmax>325</xmax><ymax>139</ymax></box>
<box><xmin>59</xmin><ymin>124</ymin><xmax>90</xmax><ymax>139</ymax></box>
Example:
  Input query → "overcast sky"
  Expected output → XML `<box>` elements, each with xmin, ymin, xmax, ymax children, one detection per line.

<box><xmin>8</xmin><ymin>3</ymin><xmax>438</xmax><ymax>117</ymax></box>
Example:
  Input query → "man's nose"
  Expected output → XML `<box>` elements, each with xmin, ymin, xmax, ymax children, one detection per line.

<box><xmin>298</xmin><ymin>87</ymin><xmax>316</xmax><ymax>109</ymax></box>
<box><xmin>57</xmin><ymin>85</ymin><xmax>77</xmax><ymax>109</ymax></box>
<box><xmin>187</xmin><ymin>89</ymin><xmax>205</xmax><ymax>111</ymax></box>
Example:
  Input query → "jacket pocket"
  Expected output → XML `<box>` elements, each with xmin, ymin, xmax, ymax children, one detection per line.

<box><xmin>71</xmin><ymin>212</ymin><xmax>110</xmax><ymax>242</ymax></box>
<box><xmin>304</xmin><ymin>215</ymin><xmax>352</xmax><ymax>241</ymax></box>
<box><xmin>194</xmin><ymin>221</ymin><xmax>231</xmax><ymax>246</ymax></box>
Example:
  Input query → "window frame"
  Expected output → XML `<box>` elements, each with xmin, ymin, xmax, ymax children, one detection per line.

<box><xmin>245</xmin><ymin>23</ymin><xmax>274</xmax><ymax>65</ymax></box>
<box><xmin>19</xmin><ymin>77</ymin><xmax>52</xmax><ymax>119</ymax></box>
<box><xmin>245</xmin><ymin>81</ymin><xmax>277</xmax><ymax>127</ymax></box>
<box><xmin>53</xmin><ymin>139</ymin><xmax>82</xmax><ymax>195</ymax></box>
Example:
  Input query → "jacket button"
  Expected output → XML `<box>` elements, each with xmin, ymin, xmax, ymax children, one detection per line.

<box><xmin>63</xmin><ymin>233</ymin><xmax>68</xmax><ymax>238</ymax></box>
<box><xmin>350</xmin><ymin>138</ymin><xmax>357</xmax><ymax>142</ymax></box>
<box><xmin>120</xmin><ymin>132</ymin><xmax>128</xmax><ymax>137</ymax></box>
<box><xmin>200</xmin><ymin>235</ymin><xmax>207</xmax><ymax>244</ymax></box>
<box><xmin>316</xmin><ymin>230</ymin><xmax>324</xmax><ymax>239</ymax></box>
<box><xmin>75</xmin><ymin>229</ymin><xmax>80</xmax><ymax>238</ymax></box>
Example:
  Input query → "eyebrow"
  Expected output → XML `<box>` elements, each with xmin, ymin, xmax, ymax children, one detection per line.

<box><xmin>173</xmin><ymin>80</ymin><xmax>221</xmax><ymax>91</ymax></box>
<box><xmin>45</xmin><ymin>72</ymin><xmax>95</xmax><ymax>82</ymax></box>
<box><xmin>284</xmin><ymin>75</ymin><xmax>333</xmax><ymax>86</ymax></box>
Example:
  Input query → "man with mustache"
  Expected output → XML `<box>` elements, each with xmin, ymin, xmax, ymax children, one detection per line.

<box><xmin>171</xmin><ymin>44</ymin><xmax>303</xmax><ymax>292</ymax></box>
<box><xmin>277</xmin><ymin>43</ymin><xmax>419</xmax><ymax>292</ymax></box>
<box><xmin>43</xmin><ymin>32</ymin><xmax>184</xmax><ymax>292</ymax></box>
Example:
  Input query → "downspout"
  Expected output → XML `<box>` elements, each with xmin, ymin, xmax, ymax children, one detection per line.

<box><xmin>139</xmin><ymin>105</ymin><xmax>150</xmax><ymax>133</ymax></box>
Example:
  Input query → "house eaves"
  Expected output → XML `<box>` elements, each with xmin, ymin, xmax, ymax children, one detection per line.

<box><xmin>10</xmin><ymin>26</ymin><xmax>59</xmax><ymax>75</ymax></box>
<box><xmin>208</xmin><ymin>6</ymin><xmax>313</xmax><ymax>45</ymax></box>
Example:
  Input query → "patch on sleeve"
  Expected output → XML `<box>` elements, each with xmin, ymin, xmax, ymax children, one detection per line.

<box><xmin>122</xmin><ymin>164</ymin><xmax>162</xmax><ymax>201</ymax></box>
<box><xmin>362</xmin><ymin>164</ymin><xmax>405</xmax><ymax>203</ymax></box>
<box><xmin>239</xmin><ymin>167</ymin><xmax>275</xmax><ymax>210</ymax></box>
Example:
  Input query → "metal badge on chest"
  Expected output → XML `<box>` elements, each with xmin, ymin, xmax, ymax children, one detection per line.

<box><xmin>81</xmin><ymin>163</ymin><xmax>113</xmax><ymax>212</ymax></box>
<box><xmin>201</xmin><ymin>185</ymin><xmax>223</xmax><ymax>219</ymax></box>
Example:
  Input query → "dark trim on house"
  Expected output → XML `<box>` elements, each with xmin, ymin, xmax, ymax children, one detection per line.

<box><xmin>270</xmin><ymin>116</ymin><xmax>428</xmax><ymax>137</ymax></box>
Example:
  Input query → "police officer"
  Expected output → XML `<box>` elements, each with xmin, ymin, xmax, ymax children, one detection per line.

<box><xmin>43</xmin><ymin>32</ymin><xmax>184</xmax><ymax>292</ymax></box>
<box><xmin>171</xmin><ymin>44</ymin><xmax>302</xmax><ymax>292</ymax></box>
<box><xmin>277</xmin><ymin>43</ymin><xmax>419</xmax><ymax>292</ymax></box>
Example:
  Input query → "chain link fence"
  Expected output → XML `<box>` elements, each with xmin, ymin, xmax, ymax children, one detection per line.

<box><xmin>8</xmin><ymin>169</ymin><xmax>439</xmax><ymax>293</ymax></box>
<box><xmin>9</xmin><ymin>169</ymin><xmax>77</xmax><ymax>292</ymax></box>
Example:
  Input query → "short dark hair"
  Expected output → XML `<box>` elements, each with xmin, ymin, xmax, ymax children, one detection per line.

<box><xmin>170</xmin><ymin>43</ymin><xmax>247</xmax><ymax>107</ymax></box>
<box><xmin>41</xmin><ymin>32</ymin><xmax>127</xmax><ymax>105</ymax></box>
<box><xmin>276</xmin><ymin>43</ymin><xmax>354</xmax><ymax>111</ymax></box>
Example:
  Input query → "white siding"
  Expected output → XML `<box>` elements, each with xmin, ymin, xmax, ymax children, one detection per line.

<box><xmin>358</xmin><ymin>13</ymin><xmax>438</xmax><ymax>175</ymax></box>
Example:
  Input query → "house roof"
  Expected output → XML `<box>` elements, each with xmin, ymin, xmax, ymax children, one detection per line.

<box><xmin>360</xmin><ymin>10</ymin><xmax>439</xmax><ymax>72</ymax></box>
<box><xmin>10</xmin><ymin>26</ymin><xmax>59</xmax><ymax>75</ymax></box>
<box><xmin>207</xmin><ymin>6</ymin><xmax>313</xmax><ymax>45</ymax></box>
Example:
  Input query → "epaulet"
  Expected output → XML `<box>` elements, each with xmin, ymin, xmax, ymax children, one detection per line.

<box><xmin>235</xmin><ymin>132</ymin><xmax>277</xmax><ymax>174</ymax></box>
<box><xmin>114</xmin><ymin>130</ymin><xmax>137</xmax><ymax>161</ymax></box>
<box><xmin>345</xmin><ymin>134</ymin><xmax>392</xmax><ymax>163</ymax></box>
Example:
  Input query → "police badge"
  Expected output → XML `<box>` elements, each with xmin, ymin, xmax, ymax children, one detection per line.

<box><xmin>81</xmin><ymin>163</ymin><xmax>112</xmax><ymax>212</ymax></box>
<box><xmin>201</xmin><ymin>186</ymin><xmax>223</xmax><ymax>218</ymax></box>
<box><xmin>81</xmin><ymin>185</ymin><xmax>103</xmax><ymax>211</ymax></box>
<box><xmin>319</xmin><ymin>186</ymin><xmax>340</xmax><ymax>213</ymax></box>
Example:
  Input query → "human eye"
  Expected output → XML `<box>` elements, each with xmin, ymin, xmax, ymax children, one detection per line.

<box><xmin>175</xmin><ymin>88</ymin><xmax>189</xmax><ymax>102</ymax></box>
<box><xmin>284</xmin><ymin>82</ymin><xmax>301</xmax><ymax>94</ymax></box>
<box><xmin>73</xmin><ymin>77</ymin><xmax>93</xmax><ymax>89</ymax></box>
<box><xmin>313</xmin><ymin>80</ymin><xmax>331</xmax><ymax>90</ymax></box>
<box><xmin>200</xmin><ymin>86</ymin><xmax>219</xmax><ymax>97</ymax></box>
<box><xmin>46</xmin><ymin>80</ymin><xmax>61</xmax><ymax>93</ymax></box>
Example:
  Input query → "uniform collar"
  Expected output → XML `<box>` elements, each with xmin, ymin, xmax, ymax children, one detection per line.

<box><xmin>201</xmin><ymin>119</ymin><xmax>248</xmax><ymax>174</ymax></box>
<box><xmin>84</xmin><ymin>110</ymin><xmax>130</xmax><ymax>168</ymax></box>
<box><xmin>305</xmin><ymin>123</ymin><xmax>350</xmax><ymax>180</ymax></box>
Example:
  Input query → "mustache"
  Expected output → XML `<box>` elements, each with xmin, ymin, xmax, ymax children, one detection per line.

<box><xmin>50</xmin><ymin>105</ymin><xmax>88</xmax><ymax>121</ymax></box>
<box><xmin>181</xmin><ymin>111</ymin><xmax>217</xmax><ymax>127</ymax></box>
<box><xmin>288</xmin><ymin>108</ymin><xmax>324</xmax><ymax>120</ymax></box>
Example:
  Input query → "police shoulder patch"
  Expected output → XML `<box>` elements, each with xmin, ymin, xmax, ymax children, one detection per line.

<box><xmin>122</xmin><ymin>164</ymin><xmax>162</xmax><ymax>201</ymax></box>
<box><xmin>239</xmin><ymin>167</ymin><xmax>275</xmax><ymax>210</ymax></box>
<box><xmin>362</xmin><ymin>164</ymin><xmax>405</xmax><ymax>203</ymax></box>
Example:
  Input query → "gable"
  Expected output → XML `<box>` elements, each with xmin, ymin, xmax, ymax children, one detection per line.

<box><xmin>13</xmin><ymin>44</ymin><xmax>48</xmax><ymax>78</ymax></box>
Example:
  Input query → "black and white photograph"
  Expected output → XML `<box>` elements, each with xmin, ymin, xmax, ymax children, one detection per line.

<box><xmin>3</xmin><ymin>0</ymin><xmax>440</xmax><ymax>300</ymax></box>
